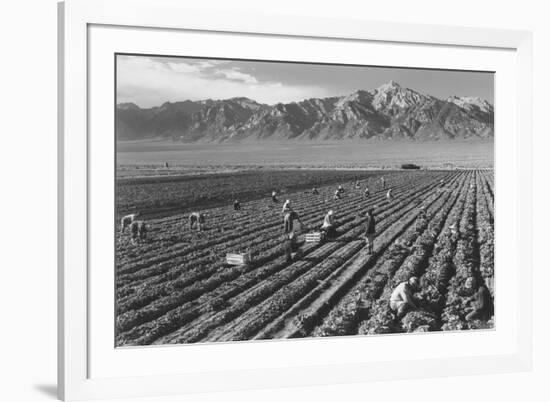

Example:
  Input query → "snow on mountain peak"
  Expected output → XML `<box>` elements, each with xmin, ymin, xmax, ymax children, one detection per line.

<box><xmin>372</xmin><ymin>81</ymin><xmax>425</xmax><ymax>110</ymax></box>
<box><xmin>446</xmin><ymin>96</ymin><xmax>493</xmax><ymax>113</ymax></box>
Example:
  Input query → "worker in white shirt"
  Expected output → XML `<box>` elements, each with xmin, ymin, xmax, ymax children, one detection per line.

<box><xmin>321</xmin><ymin>210</ymin><xmax>336</xmax><ymax>239</ymax></box>
<box><xmin>389</xmin><ymin>277</ymin><xmax>421</xmax><ymax>319</ymax></box>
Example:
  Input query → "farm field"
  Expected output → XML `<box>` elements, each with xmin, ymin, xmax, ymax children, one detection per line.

<box><xmin>117</xmin><ymin>169</ymin><xmax>403</xmax><ymax>218</ymax></box>
<box><xmin>115</xmin><ymin>168</ymin><xmax>494</xmax><ymax>346</ymax></box>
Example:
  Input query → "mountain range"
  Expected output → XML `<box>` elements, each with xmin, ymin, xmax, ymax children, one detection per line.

<box><xmin>116</xmin><ymin>81</ymin><xmax>494</xmax><ymax>142</ymax></box>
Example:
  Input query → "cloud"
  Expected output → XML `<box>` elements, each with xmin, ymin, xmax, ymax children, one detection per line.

<box><xmin>214</xmin><ymin>68</ymin><xmax>258</xmax><ymax>85</ymax></box>
<box><xmin>117</xmin><ymin>56</ymin><xmax>330</xmax><ymax>107</ymax></box>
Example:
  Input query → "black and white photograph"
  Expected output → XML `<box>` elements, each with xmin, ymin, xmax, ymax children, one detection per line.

<box><xmin>115</xmin><ymin>54</ymin><xmax>495</xmax><ymax>347</ymax></box>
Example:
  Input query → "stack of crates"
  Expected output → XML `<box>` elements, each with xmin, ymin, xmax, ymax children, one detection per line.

<box><xmin>305</xmin><ymin>231</ymin><xmax>324</xmax><ymax>244</ymax></box>
<box><xmin>225</xmin><ymin>252</ymin><xmax>252</xmax><ymax>266</ymax></box>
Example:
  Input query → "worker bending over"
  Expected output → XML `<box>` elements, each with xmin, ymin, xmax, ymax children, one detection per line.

<box><xmin>129</xmin><ymin>220</ymin><xmax>146</xmax><ymax>245</ymax></box>
<box><xmin>120</xmin><ymin>212</ymin><xmax>141</xmax><ymax>233</ymax></box>
<box><xmin>284</xmin><ymin>210</ymin><xmax>302</xmax><ymax>234</ymax></box>
<box><xmin>386</xmin><ymin>188</ymin><xmax>393</xmax><ymax>202</ymax></box>
<box><xmin>334</xmin><ymin>185</ymin><xmax>345</xmax><ymax>200</ymax></box>
<box><xmin>390</xmin><ymin>277</ymin><xmax>421</xmax><ymax>319</ymax></box>
<box><xmin>271</xmin><ymin>191</ymin><xmax>279</xmax><ymax>203</ymax></box>
<box><xmin>363</xmin><ymin>186</ymin><xmax>370</xmax><ymax>198</ymax></box>
<box><xmin>138</xmin><ymin>221</ymin><xmax>147</xmax><ymax>241</ymax></box>
<box><xmin>189</xmin><ymin>212</ymin><xmax>206</xmax><ymax>231</ymax></box>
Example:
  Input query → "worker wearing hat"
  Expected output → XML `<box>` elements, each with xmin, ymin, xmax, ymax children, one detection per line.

<box><xmin>390</xmin><ymin>277</ymin><xmax>421</xmax><ymax>319</ymax></box>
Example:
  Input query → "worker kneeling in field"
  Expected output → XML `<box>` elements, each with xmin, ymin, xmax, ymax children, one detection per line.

<box><xmin>390</xmin><ymin>277</ymin><xmax>421</xmax><ymax>319</ymax></box>
<box><xmin>120</xmin><ymin>212</ymin><xmax>141</xmax><ymax>233</ymax></box>
<box><xmin>364</xmin><ymin>208</ymin><xmax>376</xmax><ymax>254</ymax></box>
<box><xmin>233</xmin><ymin>199</ymin><xmax>241</xmax><ymax>211</ymax></box>
<box><xmin>189</xmin><ymin>212</ymin><xmax>206</xmax><ymax>231</ymax></box>
<box><xmin>464</xmin><ymin>277</ymin><xmax>494</xmax><ymax>321</ymax></box>
<box><xmin>321</xmin><ymin>210</ymin><xmax>336</xmax><ymax>239</ymax></box>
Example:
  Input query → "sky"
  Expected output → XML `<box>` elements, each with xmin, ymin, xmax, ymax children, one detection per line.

<box><xmin>116</xmin><ymin>54</ymin><xmax>494</xmax><ymax>108</ymax></box>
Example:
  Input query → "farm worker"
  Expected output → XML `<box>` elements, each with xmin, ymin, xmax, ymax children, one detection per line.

<box><xmin>386</xmin><ymin>188</ymin><xmax>393</xmax><ymax>202</ymax></box>
<box><xmin>284</xmin><ymin>210</ymin><xmax>303</xmax><ymax>234</ymax></box>
<box><xmin>271</xmin><ymin>191</ymin><xmax>279</xmax><ymax>203</ymax></box>
<box><xmin>464</xmin><ymin>277</ymin><xmax>494</xmax><ymax>321</ymax></box>
<box><xmin>380</xmin><ymin>176</ymin><xmax>386</xmax><ymax>190</ymax></box>
<box><xmin>363</xmin><ymin>186</ymin><xmax>370</xmax><ymax>198</ymax></box>
<box><xmin>321</xmin><ymin>210</ymin><xmax>336</xmax><ymax>238</ymax></box>
<box><xmin>355</xmin><ymin>181</ymin><xmax>361</xmax><ymax>189</ymax></box>
<box><xmin>364</xmin><ymin>208</ymin><xmax>376</xmax><ymax>254</ymax></box>
<box><xmin>312</xmin><ymin>187</ymin><xmax>319</xmax><ymax>195</ymax></box>
<box><xmin>337</xmin><ymin>185</ymin><xmax>345</xmax><ymax>194</ymax></box>
<box><xmin>164</xmin><ymin>162</ymin><xmax>169</xmax><ymax>168</ymax></box>
<box><xmin>333</xmin><ymin>189</ymin><xmax>342</xmax><ymax>200</ymax></box>
<box><xmin>390</xmin><ymin>277</ymin><xmax>421</xmax><ymax>319</ymax></box>
<box><xmin>138</xmin><ymin>221</ymin><xmax>147</xmax><ymax>241</ymax></box>
<box><xmin>416</xmin><ymin>206</ymin><xmax>428</xmax><ymax>231</ymax></box>
<box><xmin>284</xmin><ymin>232</ymin><xmax>301</xmax><ymax>263</ymax></box>
<box><xmin>282</xmin><ymin>199</ymin><xmax>292</xmax><ymax>214</ymax></box>
<box><xmin>129</xmin><ymin>220</ymin><xmax>140</xmax><ymax>245</ymax></box>
<box><xmin>233</xmin><ymin>200</ymin><xmax>241</xmax><ymax>211</ymax></box>
<box><xmin>120</xmin><ymin>212</ymin><xmax>141</xmax><ymax>233</ymax></box>
<box><xmin>189</xmin><ymin>212</ymin><xmax>206</xmax><ymax>231</ymax></box>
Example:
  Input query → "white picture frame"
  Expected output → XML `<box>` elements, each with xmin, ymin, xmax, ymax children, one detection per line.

<box><xmin>58</xmin><ymin>0</ymin><xmax>533</xmax><ymax>400</ymax></box>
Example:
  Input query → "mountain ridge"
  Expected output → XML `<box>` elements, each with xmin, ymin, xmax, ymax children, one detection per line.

<box><xmin>116</xmin><ymin>81</ymin><xmax>494</xmax><ymax>142</ymax></box>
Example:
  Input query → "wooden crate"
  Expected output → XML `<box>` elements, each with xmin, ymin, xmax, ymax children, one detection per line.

<box><xmin>225</xmin><ymin>252</ymin><xmax>252</xmax><ymax>266</ymax></box>
<box><xmin>305</xmin><ymin>231</ymin><xmax>324</xmax><ymax>243</ymax></box>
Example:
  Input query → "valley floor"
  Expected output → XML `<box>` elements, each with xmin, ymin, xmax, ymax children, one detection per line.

<box><xmin>116</xmin><ymin>139</ymin><xmax>494</xmax><ymax>177</ymax></box>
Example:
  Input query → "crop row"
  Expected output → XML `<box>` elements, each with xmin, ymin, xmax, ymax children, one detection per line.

<box><xmin>255</xmin><ymin>172</ymin><xmax>466</xmax><ymax>339</ymax></box>
<box><xmin>355</xmin><ymin>172</ymin><xmax>473</xmax><ymax>334</ymax></box>
<box><xmin>116</xmin><ymin>172</ymin><xmax>453</xmax><ymax>345</ymax></box>
<box><xmin>115</xmin><ymin>171</ymin><xmax>427</xmax><ymax>269</ymax></box>
<box><xmin>440</xmin><ymin>172</ymin><xmax>488</xmax><ymax>330</ymax></box>
<box><xmin>115</xmin><ymin>174</ymin><xmax>427</xmax><ymax>306</ymax></box>
<box><xmin>308</xmin><ymin>172</ymin><xmax>468</xmax><ymax>336</ymax></box>
<box><xmin>177</xmin><ymin>173</ymin><xmax>460</xmax><ymax>343</ymax></box>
